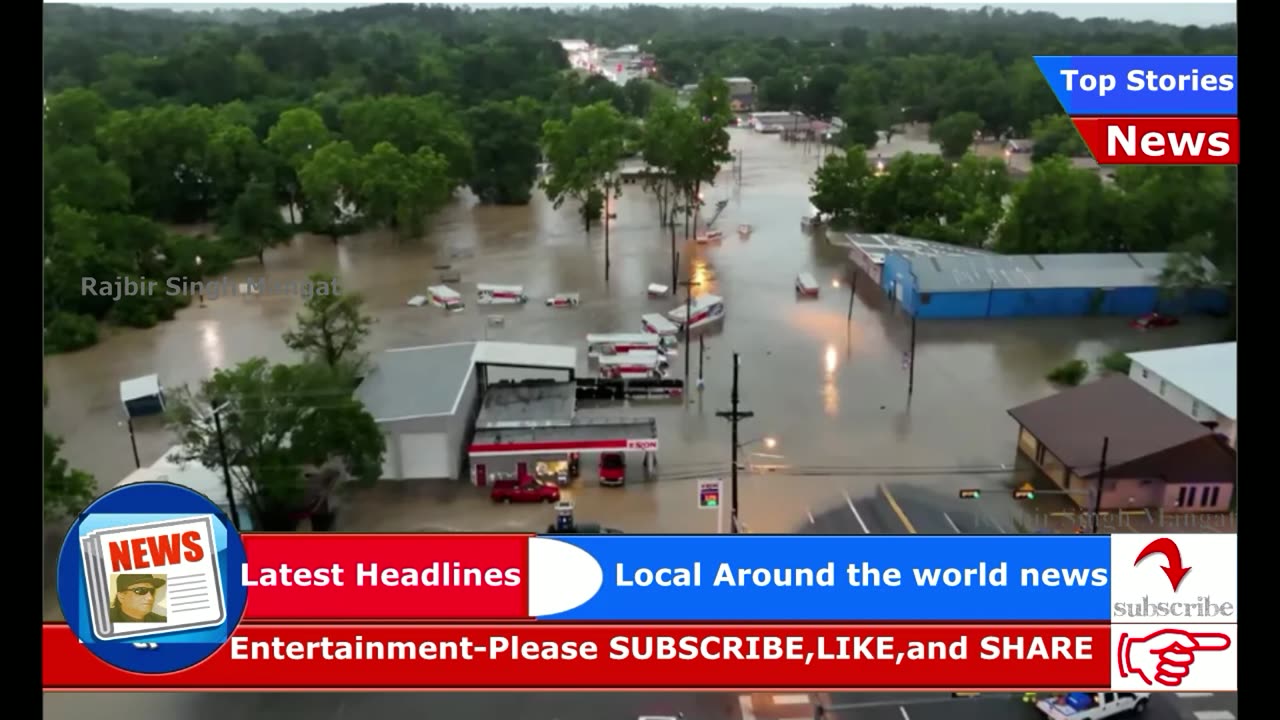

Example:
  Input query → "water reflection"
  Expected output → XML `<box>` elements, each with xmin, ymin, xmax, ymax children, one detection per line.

<box><xmin>822</xmin><ymin>343</ymin><xmax>839</xmax><ymax>417</ymax></box>
<box><xmin>200</xmin><ymin>321</ymin><xmax>224</xmax><ymax>371</ymax></box>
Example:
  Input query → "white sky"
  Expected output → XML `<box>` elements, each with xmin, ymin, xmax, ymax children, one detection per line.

<box><xmin>84</xmin><ymin>3</ymin><xmax>1239</xmax><ymax>28</ymax></box>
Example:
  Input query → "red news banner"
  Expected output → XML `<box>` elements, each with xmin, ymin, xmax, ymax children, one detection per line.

<box><xmin>43</xmin><ymin>624</ymin><xmax>1110</xmax><ymax>690</ymax></box>
<box><xmin>45</xmin><ymin>535</ymin><xmax>1112</xmax><ymax>691</ymax></box>
<box><xmin>1071</xmin><ymin>116</ymin><xmax>1239</xmax><ymax>165</ymax></box>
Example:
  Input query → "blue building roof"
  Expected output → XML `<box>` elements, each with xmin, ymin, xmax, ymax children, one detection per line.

<box><xmin>899</xmin><ymin>252</ymin><xmax>1217</xmax><ymax>293</ymax></box>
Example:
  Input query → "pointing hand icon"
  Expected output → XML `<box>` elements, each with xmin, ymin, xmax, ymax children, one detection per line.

<box><xmin>1118</xmin><ymin>629</ymin><xmax>1231</xmax><ymax>687</ymax></box>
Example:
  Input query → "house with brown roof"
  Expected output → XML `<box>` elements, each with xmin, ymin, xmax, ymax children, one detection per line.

<box><xmin>1007</xmin><ymin>375</ymin><xmax>1235</xmax><ymax>513</ymax></box>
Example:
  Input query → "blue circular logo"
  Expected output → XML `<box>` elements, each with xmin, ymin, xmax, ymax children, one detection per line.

<box><xmin>56</xmin><ymin>481</ymin><xmax>248</xmax><ymax>673</ymax></box>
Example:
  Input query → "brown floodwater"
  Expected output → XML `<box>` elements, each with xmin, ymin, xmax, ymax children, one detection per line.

<box><xmin>43</xmin><ymin>127</ymin><xmax>1225</xmax><ymax>543</ymax></box>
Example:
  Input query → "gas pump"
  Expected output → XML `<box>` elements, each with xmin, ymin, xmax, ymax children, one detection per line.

<box><xmin>554</xmin><ymin>500</ymin><xmax>576</xmax><ymax>533</ymax></box>
<box><xmin>568</xmin><ymin>453</ymin><xmax>581</xmax><ymax>478</ymax></box>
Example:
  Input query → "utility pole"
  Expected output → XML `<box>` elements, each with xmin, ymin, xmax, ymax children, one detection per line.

<box><xmin>1091</xmin><ymin>436</ymin><xmax>1109</xmax><ymax>534</ymax></box>
<box><xmin>212</xmin><ymin>405</ymin><xmax>242</xmax><ymax>531</ymax></box>
<box><xmin>604</xmin><ymin>184</ymin><xmax>611</xmax><ymax>284</ymax></box>
<box><xmin>670</xmin><ymin>227</ymin><xmax>679</xmax><ymax>289</ymax></box>
<box><xmin>907</xmin><ymin>314</ymin><xmax>918</xmax><ymax>398</ymax></box>
<box><xmin>126</xmin><ymin>417</ymin><xmax>140</xmax><ymax>469</ymax></box>
<box><xmin>698</xmin><ymin>335</ymin><xmax>705</xmax><ymax>388</ymax></box>
<box><xmin>847</xmin><ymin>269</ymin><xmax>858</xmax><ymax>324</ymax></box>
<box><xmin>715</xmin><ymin>353</ymin><xmax>754</xmax><ymax>534</ymax></box>
<box><xmin>677</xmin><ymin>277</ymin><xmax>698</xmax><ymax>382</ymax></box>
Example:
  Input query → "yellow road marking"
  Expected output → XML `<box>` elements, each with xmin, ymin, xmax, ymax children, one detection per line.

<box><xmin>879</xmin><ymin>484</ymin><xmax>917</xmax><ymax>534</ymax></box>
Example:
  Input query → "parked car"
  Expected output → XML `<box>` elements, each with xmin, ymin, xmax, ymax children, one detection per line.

<box><xmin>490</xmin><ymin>477</ymin><xmax>560</xmax><ymax>504</ymax></box>
<box><xmin>1131</xmin><ymin>312</ymin><xmax>1179</xmax><ymax>330</ymax></box>
<box><xmin>599</xmin><ymin>453</ymin><xmax>627</xmax><ymax>487</ymax></box>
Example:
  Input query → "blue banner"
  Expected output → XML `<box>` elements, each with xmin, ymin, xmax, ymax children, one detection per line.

<box><xmin>538</xmin><ymin>535</ymin><xmax>1111</xmax><ymax>621</ymax></box>
<box><xmin>1034</xmin><ymin>55</ymin><xmax>1237</xmax><ymax>115</ymax></box>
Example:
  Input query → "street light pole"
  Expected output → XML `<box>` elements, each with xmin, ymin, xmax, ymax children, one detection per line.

<box><xmin>677</xmin><ymin>278</ymin><xmax>698</xmax><ymax>382</ymax></box>
<box><xmin>715</xmin><ymin>353</ymin><xmax>754</xmax><ymax>534</ymax></box>
<box><xmin>907</xmin><ymin>314</ymin><xmax>918</xmax><ymax>399</ymax></box>
<box><xmin>603</xmin><ymin>176</ymin><xmax>615</xmax><ymax>283</ymax></box>
<box><xmin>211</xmin><ymin>403</ymin><xmax>242</xmax><ymax>531</ymax></box>
<box><xmin>1091</xmin><ymin>436</ymin><xmax>1110</xmax><ymax>534</ymax></box>
<box><xmin>126</xmin><ymin>417</ymin><xmax>140</xmax><ymax>469</ymax></box>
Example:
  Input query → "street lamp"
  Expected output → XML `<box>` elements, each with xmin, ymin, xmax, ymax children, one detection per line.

<box><xmin>117</xmin><ymin>418</ymin><xmax>141</xmax><ymax>469</ymax></box>
<box><xmin>195</xmin><ymin>255</ymin><xmax>205</xmax><ymax>306</ymax></box>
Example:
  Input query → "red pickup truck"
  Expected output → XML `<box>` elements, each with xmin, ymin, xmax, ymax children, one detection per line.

<box><xmin>490</xmin><ymin>476</ymin><xmax>560</xmax><ymax>504</ymax></box>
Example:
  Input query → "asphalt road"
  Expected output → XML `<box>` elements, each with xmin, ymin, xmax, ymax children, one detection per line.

<box><xmin>825</xmin><ymin>692</ymin><xmax>1237</xmax><ymax>720</ymax></box>
<box><xmin>43</xmin><ymin>691</ymin><xmax>736</xmax><ymax>720</ymax></box>
<box><xmin>805</xmin><ymin>493</ymin><xmax>1238</xmax><ymax>720</ymax></box>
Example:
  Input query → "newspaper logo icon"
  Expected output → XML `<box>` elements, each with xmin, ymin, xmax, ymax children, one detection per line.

<box><xmin>79</xmin><ymin>515</ymin><xmax>227</xmax><ymax>641</ymax></box>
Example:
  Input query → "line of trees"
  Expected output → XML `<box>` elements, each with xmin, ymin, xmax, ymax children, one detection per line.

<box><xmin>43</xmin><ymin>6</ymin><xmax>678</xmax><ymax>355</ymax></box>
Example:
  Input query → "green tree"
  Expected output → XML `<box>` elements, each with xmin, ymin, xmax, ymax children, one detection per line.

<box><xmin>996</xmin><ymin>156</ymin><xmax>1119</xmax><ymax>254</ymax></box>
<box><xmin>857</xmin><ymin>152</ymin><xmax>951</xmax><ymax>233</ymax></box>
<box><xmin>929</xmin><ymin>111</ymin><xmax>984</xmax><ymax>159</ymax></box>
<box><xmin>44</xmin><ymin>432</ymin><xmax>96</xmax><ymax>521</ymax></box>
<box><xmin>691</xmin><ymin>75</ymin><xmax>733</xmax><ymax>122</ymax></box>
<box><xmin>356</xmin><ymin>142</ymin><xmax>453</xmax><ymax>238</ymax></box>
<box><xmin>265</xmin><ymin>107</ymin><xmax>331</xmax><ymax>223</ymax></box>
<box><xmin>809</xmin><ymin>145</ymin><xmax>873</xmax><ymax>227</ymax></box>
<box><xmin>933</xmin><ymin>153</ymin><xmax>1011</xmax><ymax>247</ymax></box>
<box><xmin>338</xmin><ymin>95</ymin><xmax>474</xmax><ymax>185</ymax></box>
<box><xmin>44</xmin><ymin>145</ymin><xmax>132</xmax><ymax>213</ymax></box>
<box><xmin>206</xmin><ymin>120</ymin><xmax>274</xmax><ymax>210</ymax></box>
<box><xmin>167</xmin><ymin>358</ymin><xmax>386</xmax><ymax>530</ymax></box>
<box><xmin>1030</xmin><ymin>114</ymin><xmax>1087</xmax><ymax>162</ymax></box>
<box><xmin>220</xmin><ymin>180</ymin><xmax>291</xmax><ymax>264</ymax></box>
<box><xmin>623</xmin><ymin>78</ymin><xmax>655</xmax><ymax>117</ymax></box>
<box><xmin>298</xmin><ymin>140</ymin><xmax>363</xmax><ymax>243</ymax></box>
<box><xmin>540</xmin><ymin>101</ymin><xmax>627</xmax><ymax>231</ymax></box>
<box><xmin>43</xmin><ymin>88</ymin><xmax>111</xmax><ymax>150</ymax></box>
<box><xmin>282</xmin><ymin>272</ymin><xmax>375</xmax><ymax>373</ymax></box>
<box><xmin>464</xmin><ymin>98</ymin><xmax>544</xmax><ymax>205</ymax></box>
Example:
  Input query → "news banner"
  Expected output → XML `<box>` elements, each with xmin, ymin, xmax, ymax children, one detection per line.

<box><xmin>1035</xmin><ymin>54</ymin><xmax>1238</xmax><ymax>164</ymax></box>
<box><xmin>43</xmin><ymin>483</ymin><xmax>1238</xmax><ymax>692</ymax></box>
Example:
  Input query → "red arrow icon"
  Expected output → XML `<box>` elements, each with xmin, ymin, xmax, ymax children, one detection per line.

<box><xmin>1135</xmin><ymin>538</ymin><xmax>1192</xmax><ymax>591</ymax></box>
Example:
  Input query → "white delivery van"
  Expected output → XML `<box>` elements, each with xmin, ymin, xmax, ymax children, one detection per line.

<box><xmin>666</xmin><ymin>294</ymin><xmax>726</xmax><ymax>331</ymax></box>
<box><xmin>587</xmin><ymin>333</ymin><xmax>668</xmax><ymax>359</ymax></box>
<box><xmin>597</xmin><ymin>351</ymin><xmax>669</xmax><ymax>380</ymax></box>
<box><xmin>476</xmin><ymin>284</ymin><xmax>528</xmax><ymax>304</ymax></box>
<box><xmin>796</xmin><ymin>272</ymin><xmax>819</xmax><ymax>297</ymax></box>
<box><xmin>640</xmin><ymin>313</ymin><xmax>680</xmax><ymax>349</ymax></box>
<box><xmin>427</xmin><ymin>285</ymin><xmax>465</xmax><ymax>311</ymax></box>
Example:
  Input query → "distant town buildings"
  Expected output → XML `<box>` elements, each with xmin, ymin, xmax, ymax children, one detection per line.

<box><xmin>555</xmin><ymin>38</ymin><xmax>655</xmax><ymax>86</ymax></box>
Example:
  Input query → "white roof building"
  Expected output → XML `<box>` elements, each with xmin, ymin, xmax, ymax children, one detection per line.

<box><xmin>1126</xmin><ymin>342</ymin><xmax>1236</xmax><ymax>447</ymax></box>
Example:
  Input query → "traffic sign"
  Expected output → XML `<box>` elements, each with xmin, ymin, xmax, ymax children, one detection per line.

<box><xmin>958</xmin><ymin>489</ymin><xmax>981</xmax><ymax>499</ymax></box>
<box><xmin>1013</xmin><ymin>482</ymin><xmax>1036</xmax><ymax>500</ymax></box>
<box><xmin>698</xmin><ymin>480</ymin><xmax>722</xmax><ymax>509</ymax></box>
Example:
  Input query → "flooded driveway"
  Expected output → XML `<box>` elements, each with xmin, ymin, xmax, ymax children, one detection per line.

<box><xmin>44</xmin><ymin>128</ymin><xmax>1227</xmax><ymax>546</ymax></box>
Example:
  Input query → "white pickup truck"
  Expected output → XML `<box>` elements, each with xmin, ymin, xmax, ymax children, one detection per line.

<box><xmin>1036</xmin><ymin>692</ymin><xmax>1150</xmax><ymax>719</ymax></box>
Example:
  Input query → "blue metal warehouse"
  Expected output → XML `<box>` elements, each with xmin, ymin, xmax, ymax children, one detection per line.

<box><xmin>879</xmin><ymin>252</ymin><xmax>1229</xmax><ymax>319</ymax></box>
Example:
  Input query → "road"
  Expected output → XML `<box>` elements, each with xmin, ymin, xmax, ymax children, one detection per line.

<box><xmin>823</xmin><ymin>692</ymin><xmax>1237</xmax><ymax>720</ymax></box>
<box><xmin>43</xmin><ymin>691</ymin><xmax>736</xmax><ymax>720</ymax></box>
<box><xmin>800</xmin><ymin>492</ymin><xmax>1238</xmax><ymax>720</ymax></box>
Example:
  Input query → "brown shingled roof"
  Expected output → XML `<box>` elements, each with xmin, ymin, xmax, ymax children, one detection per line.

<box><xmin>1007</xmin><ymin>375</ymin><xmax>1212</xmax><ymax>471</ymax></box>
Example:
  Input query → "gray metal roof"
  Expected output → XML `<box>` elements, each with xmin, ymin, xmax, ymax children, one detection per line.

<box><xmin>477</xmin><ymin>381</ymin><xmax>578</xmax><ymax>427</ymax></box>
<box><xmin>846</xmin><ymin>234</ymin><xmax>994</xmax><ymax>264</ymax></box>
<box><xmin>903</xmin><ymin>252</ymin><xmax>1216</xmax><ymax>293</ymax></box>
<box><xmin>356</xmin><ymin>342</ymin><xmax>477</xmax><ymax>421</ymax></box>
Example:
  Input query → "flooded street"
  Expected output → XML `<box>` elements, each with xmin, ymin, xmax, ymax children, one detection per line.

<box><xmin>44</xmin><ymin>128</ymin><xmax>1227</xmax><ymax>545</ymax></box>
